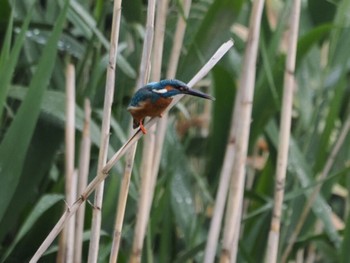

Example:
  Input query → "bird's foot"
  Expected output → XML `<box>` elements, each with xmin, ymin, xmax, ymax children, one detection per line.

<box><xmin>139</xmin><ymin>121</ymin><xmax>147</xmax><ymax>134</ymax></box>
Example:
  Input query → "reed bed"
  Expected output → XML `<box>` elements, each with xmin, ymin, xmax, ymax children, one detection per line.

<box><xmin>1</xmin><ymin>1</ymin><xmax>350</xmax><ymax>263</ymax></box>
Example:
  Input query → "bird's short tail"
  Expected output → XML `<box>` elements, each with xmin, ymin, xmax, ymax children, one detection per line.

<box><xmin>133</xmin><ymin>119</ymin><xmax>140</xmax><ymax>129</ymax></box>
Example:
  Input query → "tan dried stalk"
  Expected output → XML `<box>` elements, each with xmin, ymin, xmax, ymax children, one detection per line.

<box><xmin>86</xmin><ymin>0</ymin><xmax>122</xmax><ymax>262</ymax></box>
<box><xmin>265</xmin><ymin>0</ymin><xmax>301</xmax><ymax>262</ymax></box>
<box><xmin>281</xmin><ymin>113</ymin><xmax>350</xmax><ymax>263</ymax></box>
<box><xmin>204</xmin><ymin>68</ymin><xmax>238</xmax><ymax>263</ymax></box>
<box><xmin>129</xmin><ymin>0</ymin><xmax>157</xmax><ymax>262</ymax></box>
<box><xmin>219</xmin><ymin>1</ymin><xmax>265</xmax><ymax>262</ymax></box>
<box><xmin>110</xmin><ymin>0</ymin><xmax>158</xmax><ymax>261</ymax></box>
<box><xmin>57</xmin><ymin>63</ymin><xmax>76</xmax><ymax>263</ymax></box>
<box><xmin>29</xmin><ymin>39</ymin><xmax>233</xmax><ymax>263</ymax></box>
<box><xmin>153</xmin><ymin>0</ymin><xmax>192</xmax><ymax>178</ymax></box>
<box><xmin>148</xmin><ymin>0</ymin><xmax>170</xmax><ymax>193</ymax></box>
<box><xmin>109</xmin><ymin>147</ymin><xmax>137</xmax><ymax>263</ymax></box>
<box><xmin>74</xmin><ymin>99</ymin><xmax>91</xmax><ymax>263</ymax></box>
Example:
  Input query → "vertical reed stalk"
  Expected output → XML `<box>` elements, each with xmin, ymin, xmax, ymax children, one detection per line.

<box><xmin>153</xmin><ymin>0</ymin><xmax>192</xmax><ymax>179</ymax></box>
<box><xmin>74</xmin><ymin>99</ymin><xmax>91</xmax><ymax>263</ymax></box>
<box><xmin>219</xmin><ymin>1</ymin><xmax>264</xmax><ymax>262</ymax></box>
<box><xmin>265</xmin><ymin>0</ymin><xmax>301</xmax><ymax>262</ymax></box>
<box><xmin>87</xmin><ymin>0</ymin><xmax>122</xmax><ymax>262</ymax></box>
<box><xmin>143</xmin><ymin>0</ymin><xmax>169</xmax><ymax>224</ymax></box>
<box><xmin>30</xmin><ymin>40</ymin><xmax>232</xmax><ymax>263</ymax></box>
<box><xmin>281</xmin><ymin>112</ymin><xmax>350</xmax><ymax>263</ymax></box>
<box><xmin>125</xmin><ymin>1</ymin><xmax>170</xmax><ymax>259</ymax></box>
<box><xmin>57</xmin><ymin>63</ymin><xmax>76</xmax><ymax>263</ymax></box>
<box><xmin>204</xmin><ymin>86</ymin><xmax>238</xmax><ymax>263</ymax></box>
<box><xmin>109</xmin><ymin>147</ymin><xmax>137</xmax><ymax>263</ymax></box>
<box><xmin>129</xmin><ymin>0</ymin><xmax>157</xmax><ymax>262</ymax></box>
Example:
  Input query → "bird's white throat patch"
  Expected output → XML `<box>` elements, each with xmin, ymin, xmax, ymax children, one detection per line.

<box><xmin>152</xmin><ymin>88</ymin><xmax>168</xmax><ymax>94</ymax></box>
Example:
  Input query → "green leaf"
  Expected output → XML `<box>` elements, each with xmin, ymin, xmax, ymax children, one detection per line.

<box><xmin>341</xmin><ymin>197</ymin><xmax>350</xmax><ymax>261</ymax></box>
<box><xmin>1</xmin><ymin>194</ymin><xmax>63</xmax><ymax>263</ymax></box>
<box><xmin>0</xmin><ymin>0</ymin><xmax>69</xmax><ymax>222</ymax></box>
<box><xmin>206</xmin><ymin>64</ymin><xmax>236</xmax><ymax>183</ymax></box>
<box><xmin>296</xmin><ymin>23</ymin><xmax>333</xmax><ymax>63</ymax></box>
<box><xmin>0</xmin><ymin>7</ymin><xmax>32</xmax><ymax>119</ymax></box>
<box><xmin>178</xmin><ymin>0</ymin><xmax>244</xmax><ymax>81</ymax></box>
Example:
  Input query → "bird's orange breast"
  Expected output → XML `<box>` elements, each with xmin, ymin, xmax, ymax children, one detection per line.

<box><xmin>127</xmin><ymin>97</ymin><xmax>173</xmax><ymax>122</ymax></box>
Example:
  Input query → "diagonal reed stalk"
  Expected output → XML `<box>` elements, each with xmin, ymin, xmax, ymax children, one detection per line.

<box><xmin>281</xmin><ymin>112</ymin><xmax>350</xmax><ymax>263</ymax></box>
<box><xmin>57</xmin><ymin>62</ymin><xmax>76</xmax><ymax>263</ymax></box>
<box><xmin>265</xmin><ymin>0</ymin><xmax>301</xmax><ymax>262</ymax></box>
<box><xmin>219</xmin><ymin>1</ymin><xmax>264</xmax><ymax>262</ymax></box>
<box><xmin>74</xmin><ymin>99</ymin><xmax>91</xmax><ymax>263</ymax></box>
<box><xmin>87</xmin><ymin>0</ymin><xmax>122</xmax><ymax>262</ymax></box>
<box><xmin>29</xmin><ymin>39</ymin><xmax>233</xmax><ymax>263</ymax></box>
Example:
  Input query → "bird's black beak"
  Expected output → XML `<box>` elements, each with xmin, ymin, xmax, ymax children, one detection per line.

<box><xmin>183</xmin><ymin>88</ymin><xmax>215</xmax><ymax>101</ymax></box>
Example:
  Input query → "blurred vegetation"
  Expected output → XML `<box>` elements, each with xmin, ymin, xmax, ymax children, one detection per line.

<box><xmin>0</xmin><ymin>0</ymin><xmax>349</xmax><ymax>262</ymax></box>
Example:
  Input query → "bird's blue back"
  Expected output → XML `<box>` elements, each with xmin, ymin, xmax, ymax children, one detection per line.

<box><xmin>129</xmin><ymin>79</ymin><xmax>187</xmax><ymax>107</ymax></box>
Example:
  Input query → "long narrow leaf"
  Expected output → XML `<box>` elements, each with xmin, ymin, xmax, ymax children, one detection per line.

<box><xmin>0</xmin><ymin>0</ymin><xmax>69</xmax><ymax>222</ymax></box>
<box><xmin>0</xmin><ymin>7</ymin><xmax>33</xmax><ymax>119</ymax></box>
<box><xmin>1</xmin><ymin>194</ymin><xmax>63</xmax><ymax>263</ymax></box>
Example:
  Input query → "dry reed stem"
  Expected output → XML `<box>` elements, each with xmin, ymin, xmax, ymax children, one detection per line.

<box><xmin>29</xmin><ymin>39</ymin><xmax>233</xmax><ymax>263</ymax></box>
<box><xmin>110</xmin><ymin>0</ymin><xmax>157</xmax><ymax>260</ymax></box>
<box><xmin>204</xmin><ymin>49</ymin><xmax>245</xmax><ymax>262</ymax></box>
<box><xmin>74</xmin><ymin>99</ymin><xmax>91</xmax><ymax>263</ymax></box>
<box><xmin>130</xmin><ymin>2</ymin><xmax>170</xmax><ymax>261</ymax></box>
<box><xmin>147</xmin><ymin>0</ymin><xmax>169</xmax><ymax>202</ymax></box>
<box><xmin>281</xmin><ymin>113</ymin><xmax>350</xmax><ymax>263</ymax></box>
<box><xmin>219</xmin><ymin>1</ymin><xmax>265</xmax><ymax>262</ymax></box>
<box><xmin>87</xmin><ymin>0</ymin><xmax>122</xmax><ymax>262</ymax></box>
<box><xmin>143</xmin><ymin>0</ymin><xmax>169</xmax><ymax>222</ymax></box>
<box><xmin>57</xmin><ymin>63</ymin><xmax>76</xmax><ymax>263</ymax></box>
<box><xmin>204</xmin><ymin>77</ymin><xmax>239</xmax><ymax>263</ymax></box>
<box><xmin>129</xmin><ymin>0</ymin><xmax>157</xmax><ymax>262</ymax></box>
<box><xmin>109</xmin><ymin>147</ymin><xmax>137</xmax><ymax>263</ymax></box>
<box><xmin>265</xmin><ymin>0</ymin><xmax>301</xmax><ymax>262</ymax></box>
<box><xmin>153</xmin><ymin>0</ymin><xmax>192</xmax><ymax>178</ymax></box>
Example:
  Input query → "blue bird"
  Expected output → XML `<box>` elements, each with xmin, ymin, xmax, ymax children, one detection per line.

<box><xmin>127</xmin><ymin>79</ymin><xmax>215</xmax><ymax>134</ymax></box>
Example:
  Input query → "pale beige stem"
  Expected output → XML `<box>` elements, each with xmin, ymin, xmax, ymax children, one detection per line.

<box><xmin>109</xmin><ymin>0</ymin><xmax>158</xmax><ymax>260</ymax></box>
<box><xmin>129</xmin><ymin>0</ymin><xmax>157</xmax><ymax>262</ymax></box>
<box><xmin>153</xmin><ymin>0</ymin><xmax>192</xmax><ymax>177</ymax></box>
<box><xmin>87</xmin><ymin>0</ymin><xmax>122</xmax><ymax>262</ymax></box>
<box><xmin>74</xmin><ymin>99</ymin><xmax>91</xmax><ymax>263</ymax></box>
<box><xmin>265</xmin><ymin>1</ymin><xmax>301</xmax><ymax>262</ymax></box>
<box><xmin>57</xmin><ymin>63</ymin><xmax>76</xmax><ymax>263</ymax></box>
<box><xmin>219</xmin><ymin>1</ymin><xmax>265</xmax><ymax>263</ymax></box>
<box><xmin>30</xmin><ymin>40</ymin><xmax>233</xmax><ymax>263</ymax></box>
<box><xmin>147</xmin><ymin>0</ymin><xmax>169</xmax><ymax>214</ymax></box>
<box><xmin>204</xmin><ymin>55</ymin><xmax>243</xmax><ymax>263</ymax></box>
<box><xmin>109</xmin><ymin>147</ymin><xmax>137</xmax><ymax>263</ymax></box>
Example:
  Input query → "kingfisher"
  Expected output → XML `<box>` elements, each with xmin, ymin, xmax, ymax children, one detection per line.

<box><xmin>127</xmin><ymin>79</ymin><xmax>215</xmax><ymax>134</ymax></box>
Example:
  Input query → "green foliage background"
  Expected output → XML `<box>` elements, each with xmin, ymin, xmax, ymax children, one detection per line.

<box><xmin>0</xmin><ymin>0</ymin><xmax>350</xmax><ymax>262</ymax></box>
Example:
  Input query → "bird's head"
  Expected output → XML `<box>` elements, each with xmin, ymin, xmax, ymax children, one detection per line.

<box><xmin>149</xmin><ymin>79</ymin><xmax>215</xmax><ymax>100</ymax></box>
